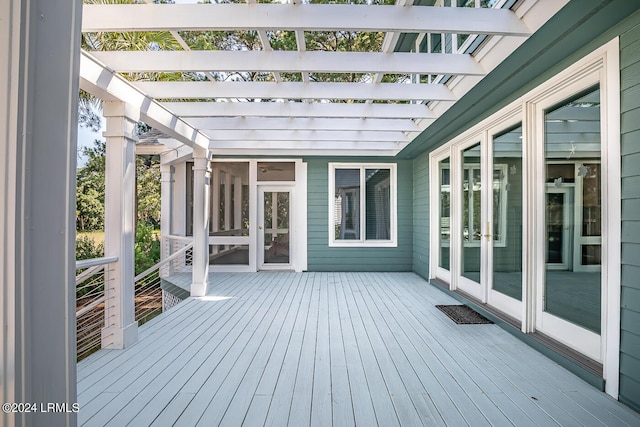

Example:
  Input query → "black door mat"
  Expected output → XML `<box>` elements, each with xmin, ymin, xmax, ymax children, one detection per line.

<box><xmin>436</xmin><ymin>305</ymin><xmax>493</xmax><ymax>324</ymax></box>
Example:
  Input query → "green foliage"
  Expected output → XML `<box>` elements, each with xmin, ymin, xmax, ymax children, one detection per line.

<box><xmin>134</xmin><ymin>223</ymin><xmax>161</xmax><ymax>275</ymax></box>
<box><xmin>75</xmin><ymin>235</ymin><xmax>105</xmax><ymax>261</ymax></box>
<box><xmin>76</xmin><ymin>140</ymin><xmax>106</xmax><ymax>231</ymax></box>
<box><xmin>137</xmin><ymin>155</ymin><xmax>162</xmax><ymax>228</ymax></box>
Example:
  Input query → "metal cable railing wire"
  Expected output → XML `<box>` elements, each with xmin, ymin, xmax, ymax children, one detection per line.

<box><xmin>75</xmin><ymin>241</ymin><xmax>193</xmax><ymax>360</ymax></box>
<box><xmin>76</xmin><ymin>258</ymin><xmax>117</xmax><ymax>361</ymax></box>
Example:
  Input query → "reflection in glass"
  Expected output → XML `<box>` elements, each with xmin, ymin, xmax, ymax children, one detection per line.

<box><xmin>334</xmin><ymin>169</ymin><xmax>361</xmax><ymax>240</ymax></box>
<box><xmin>492</xmin><ymin>124</ymin><xmax>523</xmax><ymax>301</ymax></box>
<box><xmin>544</xmin><ymin>86</ymin><xmax>601</xmax><ymax>334</ymax></box>
<box><xmin>264</xmin><ymin>192</ymin><xmax>290</xmax><ymax>264</ymax></box>
<box><xmin>461</xmin><ymin>143</ymin><xmax>481</xmax><ymax>283</ymax></box>
<box><xmin>365</xmin><ymin>169</ymin><xmax>391</xmax><ymax>240</ymax></box>
<box><xmin>439</xmin><ymin>158</ymin><xmax>450</xmax><ymax>270</ymax></box>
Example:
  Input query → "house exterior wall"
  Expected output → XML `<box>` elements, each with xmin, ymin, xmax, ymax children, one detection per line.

<box><xmin>306</xmin><ymin>158</ymin><xmax>413</xmax><ymax>272</ymax></box>
<box><xmin>620</xmin><ymin>18</ymin><xmax>640</xmax><ymax>412</ymax></box>
<box><xmin>412</xmin><ymin>151</ymin><xmax>430</xmax><ymax>278</ymax></box>
<box><xmin>409</xmin><ymin>1</ymin><xmax>640</xmax><ymax>412</ymax></box>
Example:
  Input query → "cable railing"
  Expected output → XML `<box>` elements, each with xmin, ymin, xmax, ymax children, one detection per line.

<box><xmin>75</xmin><ymin>236</ymin><xmax>193</xmax><ymax>361</ymax></box>
<box><xmin>134</xmin><ymin>239</ymin><xmax>193</xmax><ymax>325</ymax></box>
<box><xmin>75</xmin><ymin>256</ymin><xmax>117</xmax><ymax>361</ymax></box>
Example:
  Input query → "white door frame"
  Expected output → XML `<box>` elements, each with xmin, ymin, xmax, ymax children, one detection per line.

<box><xmin>258</xmin><ymin>185</ymin><xmax>294</xmax><ymax>270</ymax></box>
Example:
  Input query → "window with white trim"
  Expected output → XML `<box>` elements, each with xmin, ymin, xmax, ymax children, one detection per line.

<box><xmin>329</xmin><ymin>163</ymin><xmax>397</xmax><ymax>247</ymax></box>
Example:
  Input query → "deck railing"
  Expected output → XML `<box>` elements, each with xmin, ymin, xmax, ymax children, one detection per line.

<box><xmin>75</xmin><ymin>256</ymin><xmax>118</xmax><ymax>361</ymax></box>
<box><xmin>134</xmin><ymin>239</ymin><xmax>193</xmax><ymax>325</ymax></box>
<box><xmin>75</xmin><ymin>236</ymin><xmax>193</xmax><ymax>361</ymax></box>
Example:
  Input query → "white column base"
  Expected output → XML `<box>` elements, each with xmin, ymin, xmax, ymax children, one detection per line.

<box><xmin>101</xmin><ymin>322</ymin><xmax>138</xmax><ymax>349</ymax></box>
<box><xmin>191</xmin><ymin>282</ymin><xmax>207</xmax><ymax>297</ymax></box>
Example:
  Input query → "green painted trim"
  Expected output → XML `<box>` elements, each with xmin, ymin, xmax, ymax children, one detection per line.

<box><xmin>620</xmin><ymin>396</ymin><xmax>640</xmax><ymax>414</ymax></box>
<box><xmin>399</xmin><ymin>0</ymin><xmax>640</xmax><ymax>159</ymax></box>
<box><xmin>160</xmin><ymin>279</ymin><xmax>190</xmax><ymax>300</ymax></box>
<box><xmin>429</xmin><ymin>280</ymin><xmax>606</xmax><ymax>391</ymax></box>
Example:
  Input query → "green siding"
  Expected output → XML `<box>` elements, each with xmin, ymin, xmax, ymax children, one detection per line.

<box><xmin>621</xmin><ymin>18</ymin><xmax>640</xmax><ymax>411</ymax></box>
<box><xmin>412</xmin><ymin>152</ymin><xmax>429</xmax><ymax>278</ymax></box>
<box><xmin>305</xmin><ymin>158</ymin><xmax>413</xmax><ymax>272</ymax></box>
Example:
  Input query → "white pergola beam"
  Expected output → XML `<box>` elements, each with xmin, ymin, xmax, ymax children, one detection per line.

<box><xmin>162</xmin><ymin>101</ymin><xmax>435</xmax><ymax>119</ymax></box>
<box><xmin>90</xmin><ymin>51</ymin><xmax>485</xmax><ymax>76</ymax></box>
<box><xmin>79</xmin><ymin>52</ymin><xmax>209</xmax><ymax>150</ymax></box>
<box><xmin>133</xmin><ymin>81</ymin><xmax>455</xmax><ymax>101</ymax></box>
<box><xmin>200</xmin><ymin>129</ymin><xmax>408</xmax><ymax>142</ymax></box>
<box><xmin>185</xmin><ymin>117</ymin><xmax>422</xmax><ymax>132</ymax></box>
<box><xmin>82</xmin><ymin>4</ymin><xmax>530</xmax><ymax>36</ymax></box>
<box><xmin>209</xmin><ymin>140</ymin><xmax>402</xmax><ymax>151</ymax></box>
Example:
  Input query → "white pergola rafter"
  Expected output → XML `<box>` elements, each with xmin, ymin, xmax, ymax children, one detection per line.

<box><xmin>82</xmin><ymin>4</ymin><xmax>530</xmax><ymax>36</ymax></box>
<box><xmin>90</xmin><ymin>50</ymin><xmax>485</xmax><ymax>76</ymax></box>
<box><xmin>184</xmin><ymin>117</ymin><xmax>422</xmax><ymax>132</ymax></box>
<box><xmin>162</xmin><ymin>101</ymin><xmax>435</xmax><ymax>119</ymax></box>
<box><xmin>79</xmin><ymin>52</ymin><xmax>209</xmax><ymax>150</ymax></box>
<box><xmin>133</xmin><ymin>81</ymin><xmax>455</xmax><ymax>101</ymax></box>
<box><xmin>199</xmin><ymin>129</ymin><xmax>409</xmax><ymax>142</ymax></box>
<box><xmin>207</xmin><ymin>140</ymin><xmax>403</xmax><ymax>151</ymax></box>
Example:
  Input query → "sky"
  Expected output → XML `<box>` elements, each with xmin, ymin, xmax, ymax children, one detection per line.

<box><xmin>76</xmin><ymin>117</ymin><xmax>104</xmax><ymax>168</ymax></box>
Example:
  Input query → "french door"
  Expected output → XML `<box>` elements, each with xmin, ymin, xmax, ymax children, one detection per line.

<box><xmin>450</xmin><ymin>130</ymin><xmax>523</xmax><ymax>320</ymax></box>
<box><xmin>258</xmin><ymin>186</ymin><xmax>293</xmax><ymax>270</ymax></box>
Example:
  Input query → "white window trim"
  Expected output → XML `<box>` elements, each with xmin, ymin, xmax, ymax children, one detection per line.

<box><xmin>329</xmin><ymin>162</ymin><xmax>397</xmax><ymax>247</ymax></box>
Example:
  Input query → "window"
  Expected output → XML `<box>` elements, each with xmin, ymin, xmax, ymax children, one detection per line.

<box><xmin>329</xmin><ymin>163</ymin><xmax>397</xmax><ymax>247</ymax></box>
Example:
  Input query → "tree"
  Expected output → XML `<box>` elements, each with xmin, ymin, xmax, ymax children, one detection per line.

<box><xmin>76</xmin><ymin>140</ymin><xmax>106</xmax><ymax>231</ymax></box>
<box><xmin>137</xmin><ymin>155</ymin><xmax>162</xmax><ymax>229</ymax></box>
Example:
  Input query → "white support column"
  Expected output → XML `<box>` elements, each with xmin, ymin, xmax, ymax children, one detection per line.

<box><xmin>160</xmin><ymin>164</ymin><xmax>174</xmax><ymax>269</ymax></box>
<box><xmin>102</xmin><ymin>102</ymin><xmax>139</xmax><ymax>349</ymax></box>
<box><xmin>192</xmin><ymin>147</ymin><xmax>211</xmax><ymax>297</ymax></box>
<box><xmin>1</xmin><ymin>1</ymin><xmax>81</xmax><ymax>426</ymax></box>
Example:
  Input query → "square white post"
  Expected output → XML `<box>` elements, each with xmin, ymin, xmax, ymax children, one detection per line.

<box><xmin>0</xmin><ymin>1</ymin><xmax>81</xmax><ymax>425</ymax></box>
<box><xmin>192</xmin><ymin>147</ymin><xmax>211</xmax><ymax>297</ymax></box>
<box><xmin>160</xmin><ymin>164</ymin><xmax>173</xmax><ymax>260</ymax></box>
<box><xmin>102</xmin><ymin>102</ymin><xmax>139</xmax><ymax>349</ymax></box>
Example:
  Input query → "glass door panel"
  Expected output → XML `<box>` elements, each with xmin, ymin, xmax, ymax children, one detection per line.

<box><xmin>489</xmin><ymin>124</ymin><xmax>523</xmax><ymax>319</ymax></box>
<box><xmin>439</xmin><ymin>158</ymin><xmax>451</xmax><ymax>271</ymax></box>
<box><xmin>461</xmin><ymin>143</ymin><xmax>482</xmax><ymax>284</ymax></box>
<box><xmin>260</xmin><ymin>189</ymin><xmax>291</xmax><ymax>267</ymax></box>
<box><xmin>539</xmin><ymin>86</ymin><xmax>602</xmax><ymax>360</ymax></box>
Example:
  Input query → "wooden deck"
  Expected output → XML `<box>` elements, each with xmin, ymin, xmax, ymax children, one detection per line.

<box><xmin>77</xmin><ymin>272</ymin><xmax>640</xmax><ymax>426</ymax></box>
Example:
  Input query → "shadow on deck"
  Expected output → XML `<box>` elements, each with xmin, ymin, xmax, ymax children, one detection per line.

<box><xmin>77</xmin><ymin>272</ymin><xmax>640</xmax><ymax>426</ymax></box>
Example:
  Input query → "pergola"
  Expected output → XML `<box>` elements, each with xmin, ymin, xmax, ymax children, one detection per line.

<box><xmin>79</xmin><ymin>0</ymin><xmax>562</xmax><ymax>156</ymax></box>
<box><xmin>2</xmin><ymin>1</ymin><xmax>576</xmax><ymax>424</ymax></box>
<box><xmin>76</xmin><ymin>0</ymin><xmax>567</xmax><ymax>348</ymax></box>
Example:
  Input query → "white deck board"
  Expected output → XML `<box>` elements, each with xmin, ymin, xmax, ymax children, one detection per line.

<box><xmin>77</xmin><ymin>272</ymin><xmax>640</xmax><ymax>426</ymax></box>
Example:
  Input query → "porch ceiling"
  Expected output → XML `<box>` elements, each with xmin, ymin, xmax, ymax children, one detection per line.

<box><xmin>79</xmin><ymin>0</ymin><xmax>568</xmax><ymax>156</ymax></box>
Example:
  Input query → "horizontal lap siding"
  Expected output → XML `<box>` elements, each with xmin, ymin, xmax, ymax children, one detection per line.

<box><xmin>305</xmin><ymin>158</ymin><xmax>413</xmax><ymax>272</ymax></box>
<box><xmin>412</xmin><ymin>152</ymin><xmax>429</xmax><ymax>279</ymax></box>
<box><xmin>620</xmin><ymin>20</ymin><xmax>640</xmax><ymax>412</ymax></box>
